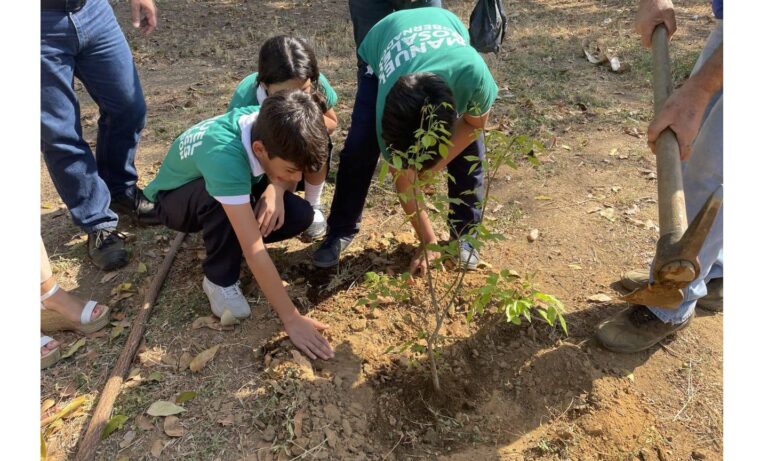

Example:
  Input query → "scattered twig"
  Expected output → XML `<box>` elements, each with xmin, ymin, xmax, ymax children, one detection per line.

<box><xmin>672</xmin><ymin>359</ymin><xmax>697</xmax><ymax>422</ymax></box>
<box><xmin>660</xmin><ymin>343</ymin><xmax>683</xmax><ymax>358</ymax></box>
<box><xmin>288</xmin><ymin>436</ymin><xmax>328</xmax><ymax>461</ymax></box>
<box><xmin>383</xmin><ymin>432</ymin><xmax>405</xmax><ymax>459</ymax></box>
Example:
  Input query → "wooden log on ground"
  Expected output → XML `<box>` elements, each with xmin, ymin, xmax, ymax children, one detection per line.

<box><xmin>74</xmin><ymin>232</ymin><xmax>187</xmax><ymax>461</ymax></box>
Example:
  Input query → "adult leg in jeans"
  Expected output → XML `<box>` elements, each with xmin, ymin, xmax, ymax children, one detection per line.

<box><xmin>447</xmin><ymin>133</ymin><xmax>486</xmax><ymax>239</ymax></box>
<box><xmin>73</xmin><ymin>0</ymin><xmax>147</xmax><ymax>199</ymax></box>
<box><xmin>41</xmin><ymin>5</ymin><xmax>119</xmax><ymax>233</ymax></box>
<box><xmin>324</xmin><ymin>67</ymin><xmax>381</xmax><ymax>238</ymax></box>
<box><xmin>315</xmin><ymin>0</ymin><xmax>443</xmax><ymax>267</ymax></box>
<box><xmin>41</xmin><ymin>0</ymin><xmax>148</xmax><ymax>268</ymax></box>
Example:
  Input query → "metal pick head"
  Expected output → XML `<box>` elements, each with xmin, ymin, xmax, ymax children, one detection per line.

<box><xmin>620</xmin><ymin>282</ymin><xmax>685</xmax><ymax>309</ymax></box>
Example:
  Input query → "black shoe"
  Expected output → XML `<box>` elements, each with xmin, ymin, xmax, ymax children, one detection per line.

<box><xmin>111</xmin><ymin>187</ymin><xmax>160</xmax><ymax>226</ymax></box>
<box><xmin>596</xmin><ymin>305</ymin><xmax>692</xmax><ymax>353</ymax></box>
<box><xmin>312</xmin><ymin>234</ymin><xmax>354</xmax><ymax>268</ymax></box>
<box><xmin>88</xmin><ymin>228</ymin><xmax>129</xmax><ymax>271</ymax></box>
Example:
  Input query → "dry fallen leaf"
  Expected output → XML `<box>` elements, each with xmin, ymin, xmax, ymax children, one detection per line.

<box><xmin>110</xmin><ymin>292</ymin><xmax>134</xmax><ymax>303</ymax></box>
<box><xmin>119</xmin><ymin>429</ymin><xmax>136</xmax><ymax>448</ymax></box>
<box><xmin>587</xmin><ymin>293</ymin><xmax>612</xmax><ymax>303</ymax></box>
<box><xmin>110</xmin><ymin>324</ymin><xmax>124</xmax><ymax>340</ymax></box>
<box><xmin>624</xmin><ymin>204</ymin><xmax>640</xmax><ymax>215</ymax></box>
<box><xmin>191</xmin><ymin>316</ymin><xmax>232</xmax><ymax>331</ymax></box>
<box><xmin>220</xmin><ymin>309</ymin><xmax>240</xmax><ymax>327</ymax></box>
<box><xmin>135</xmin><ymin>414</ymin><xmax>155</xmax><ymax>431</ymax></box>
<box><xmin>150</xmin><ymin>438</ymin><xmax>164</xmax><ymax>458</ymax></box>
<box><xmin>41</xmin><ymin>396</ymin><xmax>88</xmax><ymax>427</ymax></box>
<box><xmin>189</xmin><ymin>345</ymin><xmax>221</xmax><ymax>372</ymax></box>
<box><xmin>476</xmin><ymin>260</ymin><xmax>493</xmax><ymax>269</ymax></box>
<box><xmin>100</xmin><ymin>271</ymin><xmax>120</xmax><ymax>284</ymax></box>
<box><xmin>111</xmin><ymin>282</ymin><xmax>133</xmax><ymax>295</ymax></box>
<box><xmin>164</xmin><ymin>416</ymin><xmax>184</xmax><ymax>437</ymax></box>
<box><xmin>599</xmin><ymin>207</ymin><xmax>617</xmax><ymax>222</ymax></box>
<box><xmin>178</xmin><ymin>352</ymin><xmax>193</xmax><ymax>371</ymax></box>
<box><xmin>217</xmin><ymin>409</ymin><xmax>234</xmax><ymax>427</ymax></box>
<box><xmin>582</xmin><ymin>40</ymin><xmax>608</xmax><ymax>64</ymax></box>
<box><xmin>146</xmin><ymin>400</ymin><xmax>186</xmax><ymax>417</ymax></box>
<box><xmin>61</xmin><ymin>338</ymin><xmax>86</xmax><ymax>359</ymax></box>
<box><xmin>608</xmin><ymin>55</ymin><xmax>629</xmax><ymax>73</ymax></box>
<box><xmin>41</xmin><ymin>399</ymin><xmax>56</xmax><ymax>415</ymax></box>
<box><xmin>137</xmin><ymin>262</ymin><xmax>148</xmax><ymax>274</ymax></box>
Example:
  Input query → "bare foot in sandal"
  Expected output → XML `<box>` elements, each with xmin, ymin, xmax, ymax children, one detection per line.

<box><xmin>41</xmin><ymin>335</ymin><xmax>61</xmax><ymax>369</ymax></box>
<box><xmin>40</xmin><ymin>281</ymin><xmax>107</xmax><ymax>324</ymax></box>
<box><xmin>41</xmin><ymin>337</ymin><xmax>59</xmax><ymax>356</ymax></box>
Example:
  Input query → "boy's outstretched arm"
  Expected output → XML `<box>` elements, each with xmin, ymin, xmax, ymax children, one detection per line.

<box><xmin>428</xmin><ymin>111</ymin><xmax>490</xmax><ymax>174</ymax></box>
<box><xmin>392</xmin><ymin>168</ymin><xmax>440</xmax><ymax>276</ymax></box>
<box><xmin>222</xmin><ymin>203</ymin><xmax>334</xmax><ymax>360</ymax></box>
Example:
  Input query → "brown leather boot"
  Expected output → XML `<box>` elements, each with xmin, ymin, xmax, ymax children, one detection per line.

<box><xmin>596</xmin><ymin>305</ymin><xmax>692</xmax><ymax>353</ymax></box>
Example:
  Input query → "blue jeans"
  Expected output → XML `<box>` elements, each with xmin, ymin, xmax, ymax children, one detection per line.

<box><xmin>329</xmin><ymin>0</ymin><xmax>486</xmax><ymax>238</ymax></box>
<box><xmin>348</xmin><ymin>0</ymin><xmax>443</xmax><ymax>57</ymax></box>
<box><xmin>326</xmin><ymin>65</ymin><xmax>485</xmax><ymax>239</ymax></box>
<box><xmin>41</xmin><ymin>0</ymin><xmax>147</xmax><ymax>233</ymax></box>
<box><xmin>649</xmin><ymin>21</ymin><xmax>723</xmax><ymax>324</ymax></box>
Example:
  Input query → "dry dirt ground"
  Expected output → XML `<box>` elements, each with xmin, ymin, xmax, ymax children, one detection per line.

<box><xmin>40</xmin><ymin>1</ymin><xmax>722</xmax><ymax>460</ymax></box>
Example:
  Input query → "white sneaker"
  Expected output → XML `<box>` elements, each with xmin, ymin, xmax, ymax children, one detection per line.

<box><xmin>301</xmin><ymin>206</ymin><xmax>327</xmax><ymax>241</ymax></box>
<box><xmin>202</xmin><ymin>276</ymin><xmax>251</xmax><ymax>319</ymax></box>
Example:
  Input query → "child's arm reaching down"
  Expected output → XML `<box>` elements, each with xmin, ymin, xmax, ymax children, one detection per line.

<box><xmin>222</xmin><ymin>203</ymin><xmax>334</xmax><ymax>360</ymax></box>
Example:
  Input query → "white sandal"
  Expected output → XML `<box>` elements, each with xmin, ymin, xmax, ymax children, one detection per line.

<box><xmin>40</xmin><ymin>283</ymin><xmax>111</xmax><ymax>335</ymax></box>
<box><xmin>41</xmin><ymin>335</ymin><xmax>61</xmax><ymax>369</ymax></box>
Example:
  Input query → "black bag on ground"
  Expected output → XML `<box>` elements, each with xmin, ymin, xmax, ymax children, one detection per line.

<box><xmin>469</xmin><ymin>0</ymin><xmax>508</xmax><ymax>53</ymax></box>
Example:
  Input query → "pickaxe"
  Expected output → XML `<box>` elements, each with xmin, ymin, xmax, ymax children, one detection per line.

<box><xmin>621</xmin><ymin>25</ymin><xmax>723</xmax><ymax>309</ymax></box>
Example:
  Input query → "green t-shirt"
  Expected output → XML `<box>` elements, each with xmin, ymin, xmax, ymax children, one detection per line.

<box><xmin>144</xmin><ymin>106</ymin><xmax>265</xmax><ymax>204</ymax></box>
<box><xmin>227</xmin><ymin>72</ymin><xmax>338</xmax><ymax>111</ymax></box>
<box><xmin>357</xmin><ymin>7</ymin><xmax>499</xmax><ymax>160</ymax></box>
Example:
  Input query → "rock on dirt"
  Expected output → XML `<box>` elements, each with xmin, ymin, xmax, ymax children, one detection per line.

<box><xmin>323</xmin><ymin>403</ymin><xmax>342</xmax><ymax>423</ymax></box>
<box><xmin>527</xmin><ymin>228</ymin><xmax>540</xmax><ymax>242</ymax></box>
<box><xmin>350</xmin><ymin>319</ymin><xmax>367</xmax><ymax>332</ymax></box>
<box><xmin>261</xmin><ymin>425</ymin><xmax>276</xmax><ymax>442</ymax></box>
<box><xmin>580</xmin><ymin>418</ymin><xmax>604</xmax><ymax>436</ymax></box>
<box><xmin>324</xmin><ymin>427</ymin><xmax>338</xmax><ymax>449</ymax></box>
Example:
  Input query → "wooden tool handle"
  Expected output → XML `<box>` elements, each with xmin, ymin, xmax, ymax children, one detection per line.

<box><xmin>651</xmin><ymin>25</ymin><xmax>688</xmax><ymax>243</ymax></box>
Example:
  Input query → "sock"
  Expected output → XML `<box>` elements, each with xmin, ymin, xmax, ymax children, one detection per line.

<box><xmin>304</xmin><ymin>181</ymin><xmax>324</xmax><ymax>208</ymax></box>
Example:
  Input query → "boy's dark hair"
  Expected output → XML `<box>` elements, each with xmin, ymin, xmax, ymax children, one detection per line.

<box><xmin>256</xmin><ymin>35</ymin><xmax>328</xmax><ymax>112</ymax></box>
<box><xmin>251</xmin><ymin>89</ymin><xmax>326</xmax><ymax>173</ymax></box>
<box><xmin>381</xmin><ymin>73</ymin><xmax>457</xmax><ymax>170</ymax></box>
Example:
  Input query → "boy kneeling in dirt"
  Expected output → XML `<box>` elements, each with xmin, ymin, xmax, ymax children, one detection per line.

<box><xmin>143</xmin><ymin>89</ymin><xmax>334</xmax><ymax>360</ymax></box>
<box><xmin>314</xmin><ymin>7</ymin><xmax>498</xmax><ymax>275</ymax></box>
